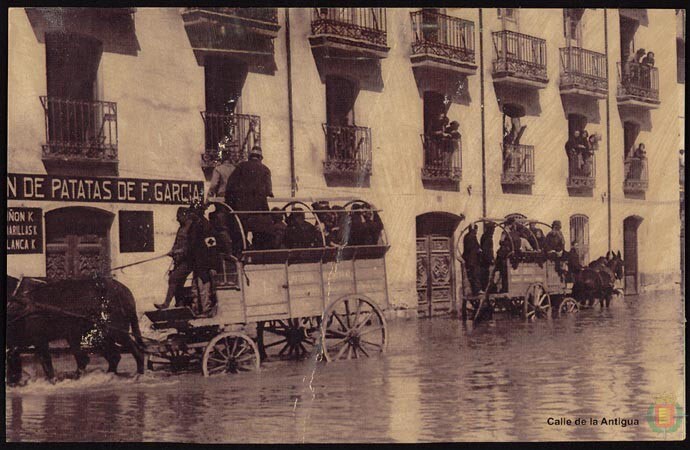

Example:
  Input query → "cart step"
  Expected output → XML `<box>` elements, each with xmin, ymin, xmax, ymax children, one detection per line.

<box><xmin>144</xmin><ymin>307</ymin><xmax>196</xmax><ymax>329</ymax></box>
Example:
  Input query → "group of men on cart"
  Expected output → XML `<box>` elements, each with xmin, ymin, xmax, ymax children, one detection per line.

<box><xmin>155</xmin><ymin>145</ymin><xmax>383</xmax><ymax>315</ymax></box>
<box><xmin>462</xmin><ymin>217</ymin><xmax>583</xmax><ymax>296</ymax></box>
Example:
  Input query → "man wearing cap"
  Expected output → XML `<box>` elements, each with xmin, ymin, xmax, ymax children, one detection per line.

<box><xmin>227</xmin><ymin>146</ymin><xmax>274</xmax><ymax>249</ymax></box>
<box><xmin>187</xmin><ymin>200</ymin><xmax>221</xmax><ymax>316</ymax></box>
<box><xmin>566</xmin><ymin>240</ymin><xmax>582</xmax><ymax>282</ymax></box>
<box><xmin>544</xmin><ymin>220</ymin><xmax>566</xmax><ymax>277</ymax></box>
<box><xmin>155</xmin><ymin>207</ymin><xmax>194</xmax><ymax>310</ymax></box>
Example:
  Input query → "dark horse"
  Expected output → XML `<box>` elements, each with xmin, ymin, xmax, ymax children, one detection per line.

<box><xmin>571</xmin><ymin>251</ymin><xmax>624</xmax><ymax>308</ymax></box>
<box><xmin>6</xmin><ymin>275</ymin><xmax>145</xmax><ymax>384</ymax></box>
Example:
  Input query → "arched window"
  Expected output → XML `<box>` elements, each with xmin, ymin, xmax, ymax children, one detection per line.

<box><xmin>569</xmin><ymin>214</ymin><xmax>589</xmax><ymax>265</ymax></box>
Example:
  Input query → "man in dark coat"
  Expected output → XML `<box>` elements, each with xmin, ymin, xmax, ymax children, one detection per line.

<box><xmin>155</xmin><ymin>207</ymin><xmax>194</xmax><ymax>310</ymax></box>
<box><xmin>462</xmin><ymin>225</ymin><xmax>482</xmax><ymax>295</ymax></box>
<box><xmin>479</xmin><ymin>222</ymin><xmax>496</xmax><ymax>291</ymax></box>
<box><xmin>187</xmin><ymin>201</ymin><xmax>220</xmax><ymax>316</ymax></box>
<box><xmin>270</xmin><ymin>207</ymin><xmax>287</xmax><ymax>249</ymax></box>
<box><xmin>227</xmin><ymin>146</ymin><xmax>274</xmax><ymax>250</ymax></box>
<box><xmin>285</xmin><ymin>208</ymin><xmax>321</xmax><ymax>249</ymax></box>
<box><xmin>544</xmin><ymin>220</ymin><xmax>566</xmax><ymax>277</ymax></box>
<box><xmin>566</xmin><ymin>240</ymin><xmax>583</xmax><ymax>282</ymax></box>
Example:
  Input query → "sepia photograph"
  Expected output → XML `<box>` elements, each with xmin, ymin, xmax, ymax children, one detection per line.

<box><xmin>4</xmin><ymin>4</ymin><xmax>686</xmax><ymax>443</ymax></box>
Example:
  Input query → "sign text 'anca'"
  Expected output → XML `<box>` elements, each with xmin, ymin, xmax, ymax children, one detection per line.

<box><xmin>7</xmin><ymin>173</ymin><xmax>204</xmax><ymax>205</ymax></box>
<box><xmin>7</xmin><ymin>207</ymin><xmax>43</xmax><ymax>254</ymax></box>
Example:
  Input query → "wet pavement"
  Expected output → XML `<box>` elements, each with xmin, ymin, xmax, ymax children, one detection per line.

<box><xmin>5</xmin><ymin>292</ymin><xmax>685</xmax><ymax>442</ymax></box>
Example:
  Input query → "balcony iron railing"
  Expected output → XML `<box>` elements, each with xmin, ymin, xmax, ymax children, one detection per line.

<box><xmin>492</xmin><ymin>30</ymin><xmax>548</xmax><ymax>83</ymax></box>
<box><xmin>322</xmin><ymin>124</ymin><xmax>372</xmax><ymax>177</ymax></box>
<box><xmin>410</xmin><ymin>10</ymin><xmax>475</xmax><ymax>65</ymax></box>
<box><xmin>501</xmin><ymin>143</ymin><xmax>535</xmax><ymax>185</ymax></box>
<box><xmin>560</xmin><ymin>47</ymin><xmax>608</xmax><ymax>95</ymax></box>
<box><xmin>567</xmin><ymin>152</ymin><xmax>596</xmax><ymax>189</ymax></box>
<box><xmin>40</xmin><ymin>96</ymin><xmax>118</xmax><ymax>161</ymax></box>
<box><xmin>201</xmin><ymin>112</ymin><xmax>261</xmax><ymax>167</ymax></box>
<box><xmin>617</xmin><ymin>62</ymin><xmax>660</xmax><ymax>104</ymax></box>
<box><xmin>420</xmin><ymin>135</ymin><xmax>462</xmax><ymax>182</ymax></box>
<box><xmin>311</xmin><ymin>8</ymin><xmax>387</xmax><ymax>47</ymax></box>
<box><xmin>624</xmin><ymin>157</ymin><xmax>649</xmax><ymax>193</ymax></box>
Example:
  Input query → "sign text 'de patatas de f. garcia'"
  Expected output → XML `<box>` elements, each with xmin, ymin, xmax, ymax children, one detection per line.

<box><xmin>7</xmin><ymin>173</ymin><xmax>204</xmax><ymax>205</ymax></box>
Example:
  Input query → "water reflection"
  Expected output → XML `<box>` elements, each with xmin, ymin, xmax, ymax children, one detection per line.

<box><xmin>5</xmin><ymin>293</ymin><xmax>685</xmax><ymax>442</ymax></box>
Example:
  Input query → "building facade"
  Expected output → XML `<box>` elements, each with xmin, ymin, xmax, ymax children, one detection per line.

<box><xmin>7</xmin><ymin>8</ymin><xmax>684</xmax><ymax>314</ymax></box>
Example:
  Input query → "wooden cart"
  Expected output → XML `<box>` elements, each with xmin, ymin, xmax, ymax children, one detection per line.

<box><xmin>142</xmin><ymin>198</ymin><xmax>391</xmax><ymax>376</ymax></box>
<box><xmin>456</xmin><ymin>218</ymin><xmax>580</xmax><ymax>322</ymax></box>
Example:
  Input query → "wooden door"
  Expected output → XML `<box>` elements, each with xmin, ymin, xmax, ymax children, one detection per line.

<box><xmin>46</xmin><ymin>234</ymin><xmax>110</xmax><ymax>280</ymax></box>
<box><xmin>416</xmin><ymin>236</ymin><xmax>455</xmax><ymax>318</ymax></box>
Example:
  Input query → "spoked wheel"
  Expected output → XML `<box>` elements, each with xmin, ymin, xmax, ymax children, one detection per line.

<box><xmin>321</xmin><ymin>295</ymin><xmax>387</xmax><ymax>362</ymax></box>
<box><xmin>257</xmin><ymin>317</ymin><xmax>321</xmax><ymax>360</ymax></box>
<box><xmin>524</xmin><ymin>283</ymin><xmax>551</xmax><ymax>321</ymax></box>
<box><xmin>558</xmin><ymin>297</ymin><xmax>580</xmax><ymax>317</ymax></box>
<box><xmin>202</xmin><ymin>332</ymin><xmax>260</xmax><ymax>377</ymax></box>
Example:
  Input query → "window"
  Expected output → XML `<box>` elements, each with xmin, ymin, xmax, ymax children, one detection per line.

<box><xmin>567</xmin><ymin>114</ymin><xmax>587</xmax><ymax>138</ymax></box>
<box><xmin>46</xmin><ymin>32</ymin><xmax>102</xmax><ymax>102</ymax></box>
<box><xmin>619</xmin><ymin>16</ymin><xmax>638</xmax><ymax>63</ymax></box>
<box><xmin>623</xmin><ymin>121</ymin><xmax>640</xmax><ymax>159</ymax></box>
<box><xmin>563</xmin><ymin>9</ymin><xmax>584</xmax><ymax>47</ymax></box>
<box><xmin>119</xmin><ymin>211</ymin><xmax>154</xmax><ymax>253</ymax></box>
<box><xmin>498</xmin><ymin>8</ymin><xmax>517</xmax><ymax>22</ymax></box>
<box><xmin>569</xmin><ymin>215</ymin><xmax>589</xmax><ymax>265</ymax></box>
<box><xmin>502</xmin><ymin>104</ymin><xmax>526</xmax><ymax>145</ymax></box>
<box><xmin>204</xmin><ymin>56</ymin><xmax>247</xmax><ymax>114</ymax></box>
<box><xmin>326</xmin><ymin>76</ymin><xmax>357</xmax><ymax>126</ymax></box>
<box><xmin>423</xmin><ymin>91</ymin><xmax>447</xmax><ymax>134</ymax></box>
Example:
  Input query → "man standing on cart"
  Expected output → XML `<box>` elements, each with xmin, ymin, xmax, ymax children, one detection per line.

<box><xmin>226</xmin><ymin>146</ymin><xmax>274</xmax><ymax>250</ymax></box>
<box><xmin>544</xmin><ymin>220</ymin><xmax>566</xmax><ymax>279</ymax></box>
<box><xmin>155</xmin><ymin>207</ymin><xmax>194</xmax><ymax>310</ymax></box>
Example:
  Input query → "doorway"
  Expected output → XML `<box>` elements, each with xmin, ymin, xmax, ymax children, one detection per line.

<box><xmin>623</xmin><ymin>216</ymin><xmax>643</xmax><ymax>295</ymax></box>
<box><xmin>45</xmin><ymin>207</ymin><xmax>113</xmax><ymax>280</ymax></box>
<box><xmin>416</xmin><ymin>212</ymin><xmax>463</xmax><ymax>317</ymax></box>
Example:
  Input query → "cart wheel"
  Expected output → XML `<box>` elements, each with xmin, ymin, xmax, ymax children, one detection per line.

<box><xmin>202</xmin><ymin>331</ymin><xmax>260</xmax><ymax>377</ymax></box>
<box><xmin>558</xmin><ymin>297</ymin><xmax>579</xmax><ymax>317</ymax></box>
<box><xmin>321</xmin><ymin>295</ymin><xmax>387</xmax><ymax>362</ymax></box>
<box><xmin>524</xmin><ymin>283</ymin><xmax>551</xmax><ymax>321</ymax></box>
<box><xmin>258</xmin><ymin>316</ymin><xmax>321</xmax><ymax>360</ymax></box>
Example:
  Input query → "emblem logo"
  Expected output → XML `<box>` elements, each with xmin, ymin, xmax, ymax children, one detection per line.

<box><xmin>204</xmin><ymin>236</ymin><xmax>217</xmax><ymax>248</ymax></box>
<box><xmin>646</xmin><ymin>393</ymin><xmax>685</xmax><ymax>435</ymax></box>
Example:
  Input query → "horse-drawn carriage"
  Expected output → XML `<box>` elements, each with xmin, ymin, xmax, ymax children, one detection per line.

<box><xmin>456</xmin><ymin>217</ymin><xmax>583</xmax><ymax>322</ymax></box>
<box><xmin>141</xmin><ymin>197</ymin><xmax>391</xmax><ymax>376</ymax></box>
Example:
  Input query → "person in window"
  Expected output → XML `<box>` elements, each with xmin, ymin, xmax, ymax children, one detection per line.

<box><xmin>227</xmin><ymin>146</ymin><xmax>274</xmax><ymax>250</ymax></box>
<box><xmin>641</xmin><ymin>51</ymin><xmax>655</xmax><ymax>67</ymax></box>
<box><xmin>631</xmin><ymin>143</ymin><xmax>647</xmax><ymax>180</ymax></box>
<box><xmin>580</xmin><ymin>130</ymin><xmax>594</xmax><ymax>176</ymax></box>
<box><xmin>443</xmin><ymin>120</ymin><xmax>461</xmax><ymax>167</ymax></box>
<box><xmin>285</xmin><ymin>208</ymin><xmax>321</xmax><ymax>249</ymax></box>
<box><xmin>462</xmin><ymin>225</ymin><xmax>482</xmax><ymax>295</ymax></box>
<box><xmin>626</xmin><ymin>48</ymin><xmax>646</xmax><ymax>85</ymax></box>
<box><xmin>639</xmin><ymin>51</ymin><xmax>655</xmax><ymax>89</ymax></box>
<box><xmin>155</xmin><ymin>207</ymin><xmax>194</xmax><ymax>310</ymax></box>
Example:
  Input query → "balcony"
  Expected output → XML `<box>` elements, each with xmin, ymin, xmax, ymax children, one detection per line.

<box><xmin>421</xmin><ymin>135</ymin><xmax>462</xmax><ymax>188</ymax></box>
<box><xmin>322</xmin><ymin>124</ymin><xmax>372</xmax><ymax>182</ymax></box>
<box><xmin>181</xmin><ymin>8</ymin><xmax>279</xmax><ymax>72</ymax></box>
<box><xmin>624</xmin><ymin>157</ymin><xmax>649</xmax><ymax>194</ymax></box>
<box><xmin>309</xmin><ymin>8</ymin><xmax>389</xmax><ymax>59</ymax></box>
<box><xmin>559</xmin><ymin>47</ymin><xmax>608</xmax><ymax>99</ymax></box>
<box><xmin>501</xmin><ymin>143</ymin><xmax>535</xmax><ymax>186</ymax></box>
<box><xmin>567</xmin><ymin>152</ymin><xmax>596</xmax><ymax>191</ymax></box>
<box><xmin>410</xmin><ymin>10</ymin><xmax>476</xmax><ymax>75</ymax></box>
<box><xmin>617</xmin><ymin>62</ymin><xmax>660</xmax><ymax>109</ymax></box>
<box><xmin>492</xmin><ymin>31</ymin><xmax>548</xmax><ymax>88</ymax></box>
<box><xmin>200</xmin><ymin>112</ymin><xmax>260</xmax><ymax>173</ymax></box>
<box><xmin>40</xmin><ymin>96</ymin><xmax>118</xmax><ymax>176</ymax></box>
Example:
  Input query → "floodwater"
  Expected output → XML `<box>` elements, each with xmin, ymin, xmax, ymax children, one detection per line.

<box><xmin>5</xmin><ymin>292</ymin><xmax>685</xmax><ymax>442</ymax></box>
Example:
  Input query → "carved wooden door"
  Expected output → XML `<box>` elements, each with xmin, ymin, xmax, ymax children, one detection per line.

<box><xmin>416</xmin><ymin>236</ymin><xmax>455</xmax><ymax>318</ymax></box>
<box><xmin>46</xmin><ymin>234</ymin><xmax>109</xmax><ymax>280</ymax></box>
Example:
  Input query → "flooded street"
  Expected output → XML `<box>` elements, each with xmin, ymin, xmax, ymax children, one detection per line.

<box><xmin>6</xmin><ymin>292</ymin><xmax>685</xmax><ymax>442</ymax></box>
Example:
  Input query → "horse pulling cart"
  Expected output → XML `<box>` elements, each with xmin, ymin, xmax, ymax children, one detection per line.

<box><xmin>141</xmin><ymin>197</ymin><xmax>391</xmax><ymax>376</ymax></box>
<box><xmin>457</xmin><ymin>218</ymin><xmax>581</xmax><ymax>322</ymax></box>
